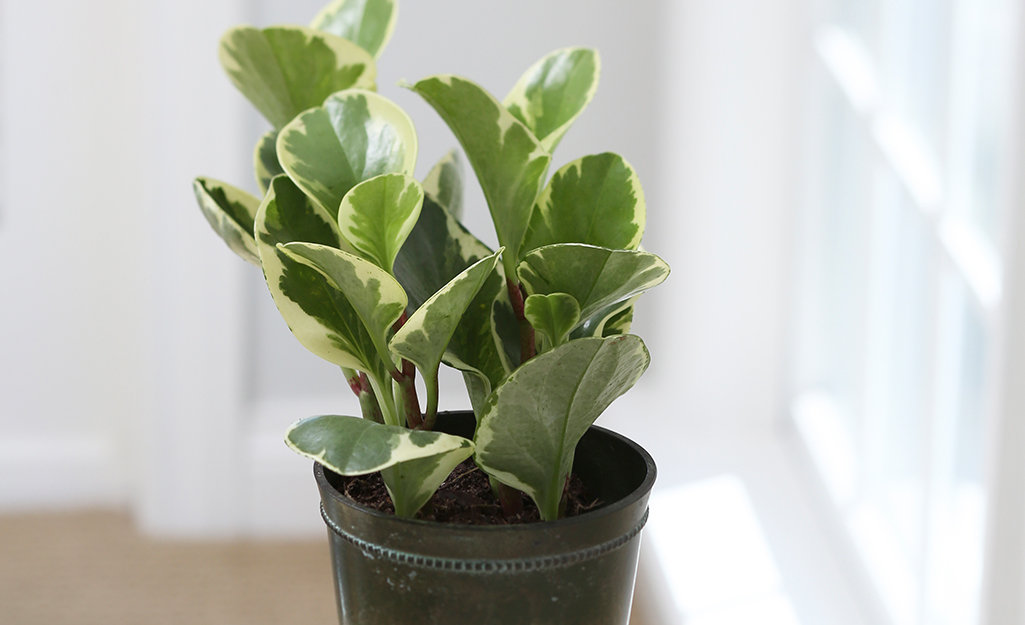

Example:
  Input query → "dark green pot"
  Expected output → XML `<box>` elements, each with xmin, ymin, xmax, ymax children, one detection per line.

<box><xmin>314</xmin><ymin>411</ymin><xmax>656</xmax><ymax>625</ymax></box>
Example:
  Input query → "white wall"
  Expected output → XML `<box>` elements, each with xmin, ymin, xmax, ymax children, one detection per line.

<box><xmin>620</xmin><ymin>0</ymin><xmax>808</xmax><ymax>446</ymax></box>
<box><xmin>0</xmin><ymin>0</ymin><xmax>150</xmax><ymax>509</ymax></box>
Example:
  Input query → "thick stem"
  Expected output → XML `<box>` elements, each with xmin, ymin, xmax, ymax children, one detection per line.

<box><xmin>497</xmin><ymin>482</ymin><xmax>524</xmax><ymax>517</ymax></box>
<box><xmin>367</xmin><ymin>374</ymin><xmax>398</xmax><ymax>426</ymax></box>
<box><xmin>343</xmin><ymin>367</ymin><xmax>384</xmax><ymax>423</ymax></box>
<box><xmin>357</xmin><ymin>373</ymin><xmax>384</xmax><ymax>423</ymax></box>
<box><xmin>342</xmin><ymin>367</ymin><xmax>363</xmax><ymax>396</ymax></box>
<box><xmin>391</xmin><ymin>361</ymin><xmax>423</xmax><ymax>429</ymax></box>
<box><xmin>506</xmin><ymin>278</ymin><xmax>535</xmax><ymax>365</ymax></box>
<box><xmin>421</xmin><ymin>368</ymin><xmax>440</xmax><ymax>431</ymax></box>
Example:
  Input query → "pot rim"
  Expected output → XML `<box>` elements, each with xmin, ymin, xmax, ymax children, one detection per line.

<box><xmin>314</xmin><ymin>422</ymin><xmax>656</xmax><ymax>533</ymax></box>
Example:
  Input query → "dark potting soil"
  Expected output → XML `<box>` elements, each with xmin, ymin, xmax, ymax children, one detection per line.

<box><xmin>337</xmin><ymin>458</ymin><xmax>601</xmax><ymax>525</ymax></box>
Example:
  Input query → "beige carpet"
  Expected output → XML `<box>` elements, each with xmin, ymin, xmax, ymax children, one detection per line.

<box><xmin>0</xmin><ymin>511</ymin><xmax>337</xmax><ymax>625</ymax></box>
<box><xmin>0</xmin><ymin>511</ymin><xmax>653</xmax><ymax>625</ymax></box>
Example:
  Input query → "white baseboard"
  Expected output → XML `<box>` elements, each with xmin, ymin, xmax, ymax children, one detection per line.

<box><xmin>0</xmin><ymin>436</ymin><xmax>127</xmax><ymax>511</ymax></box>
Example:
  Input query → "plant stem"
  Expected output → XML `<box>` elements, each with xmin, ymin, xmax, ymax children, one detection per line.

<box><xmin>367</xmin><ymin>374</ymin><xmax>398</xmax><ymax>426</ymax></box>
<box><xmin>357</xmin><ymin>373</ymin><xmax>384</xmax><ymax>423</ymax></box>
<box><xmin>343</xmin><ymin>367</ymin><xmax>384</xmax><ymax>423</ymax></box>
<box><xmin>391</xmin><ymin>360</ymin><xmax>423</xmax><ymax>429</ymax></box>
<box><xmin>497</xmin><ymin>482</ymin><xmax>524</xmax><ymax>516</ymax></box>
<box><xmin>421</xmin><ymin>367</ymin><xmax>440</xmax><ymax>430</ymax></box>
<box><xmin>506</xmin><ymin>278</ymin><xmax>535</xmax><ymax>365</ymax></box>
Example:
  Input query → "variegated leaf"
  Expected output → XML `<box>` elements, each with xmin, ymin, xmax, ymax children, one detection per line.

<box><xmin>390</xmin><ymin>251</ymin><xmax>502</xmax><ymax>411</ymax></box>
<box><xmin>393</xmin><ymin>196</ymin><xmax>516</xmax><ymax>411</ymax></box>
<box><xmin>337</xmin><ymin>173</ymin><xmax>423</xmax><ymax>274</ymax></box>
<box><xmin>520</xmin><ymin>152</ymin><xmax>645</xmax><ymax>256</ymax></box>
<box><xmin>277</xmin><ymin>88</ymin><xmax>417</xmax><ymax>219</ymax></box>
<box><xmin>254</xmin><ymin>130</ymin><xmax>285</xmax><ymax>195</ymax></box>
<box><xmin>219</xmin><ymin>25</ymin><xmax>376</xmax><ymax>130</ymax></box>
<box><xmin>422</xmin><ymin>149</ymin><xmax>465</xmax><ymax>220</ymax></box>
<box><xmin>255</xmin><ymin>175</ymin><xmax>390</xmax><ymax>391</ymax></box>
<box><xmin>572</xmin><ymin>295</ymin><xmax>639</xmax><ymax>340</ymax></box>
<box><xmin>524</xmin><ymin>293</ymin><xmax>580</xmax><ymax>348</ymax></box>
<box><xmin>407</xmin><ymin>75</ymin><xmax>550</xmax><ymax>278</ymax></box>
<box><xmin>309</xmin><ymin>0</ymin><xmax>398</xmax><ymax>59</ymax></box>
<box><xmin>602</xmin><ymin>302</ymin><xmax>635</xmax><ymax>336</ymax></box>
<box><xmin>286</xmin><ymin>414</ymin><xmax>473</xmax><ymax>517</ymax></box>
<box><xmin>475</xmin><ymin>335</ymin><xmax>650</xmax><ymax>520</ymax></box>
<box><xmin>503</xmin><ymin>48</ymin><xmax>600</xmax><ymax>154</ymax></box>
<box><xmin>193</xmin><ymin>177</ymin><xmax>261</xmax><ymax>265</ymax></box>
<box><xmin>517</xmin><ymin>243</ymin><xmax>669</xmax><ymax>322</ymax></box>
<box><xmin>380</xmin><ymin>439</ymin><xmax>474</xmax><ymax>518</ymax></box>
<box><xmin>278</xmin><ymin>241</ymin><xmax>407</xmax><ymax>376</ymax></box>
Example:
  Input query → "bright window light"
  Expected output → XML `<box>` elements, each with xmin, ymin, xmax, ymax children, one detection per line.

<box><xmin>645</xmin><ymin>475</ymin><xmax>801</xmax><ymax>625</ymax></box>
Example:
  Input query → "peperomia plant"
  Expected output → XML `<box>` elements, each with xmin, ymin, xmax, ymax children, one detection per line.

<box><xmin>194</xmin><ymin>0</ymin><xmax>669</xmax><ymax>522</ymax></box>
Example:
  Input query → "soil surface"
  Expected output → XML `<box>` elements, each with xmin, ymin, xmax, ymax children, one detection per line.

<box><xmin>337</xmin><ymin>459</ymin><xmax>601</xmax><ymax>525</ymax></box>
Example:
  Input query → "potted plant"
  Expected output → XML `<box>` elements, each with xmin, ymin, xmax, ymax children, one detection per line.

<box><xmin>193</xmin><ymin>1</ymin><xmax>669</xmax><ymax>623</ymax></box>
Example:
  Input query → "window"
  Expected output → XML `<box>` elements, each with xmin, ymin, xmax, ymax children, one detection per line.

<box><xmin>791</xmin><ymin>1</ymin><xmax>1019</xmax><ymax>623</ymax></box>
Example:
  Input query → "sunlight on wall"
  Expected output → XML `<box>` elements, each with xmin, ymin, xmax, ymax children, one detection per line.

<box><xmin>646</xmin><ymin>475</ymin><xmax>801</xmax><ymax>625</ymax></box>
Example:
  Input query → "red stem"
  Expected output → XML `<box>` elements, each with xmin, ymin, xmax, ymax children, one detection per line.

<box><xmin>506</xmin><ymin>278</ymin><xmax>535</xmax><ymax>365</ymax></box>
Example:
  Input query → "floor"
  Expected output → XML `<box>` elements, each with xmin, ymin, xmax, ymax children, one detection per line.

<box><xmin>0</xmin><ymin>511</ymin><xmax>338</xmax><ymax>625</ymax></box>
<box><xmin>0</xmin><ymin>510</ymin><xmax>653</xmax><ymax>625</ymax></box>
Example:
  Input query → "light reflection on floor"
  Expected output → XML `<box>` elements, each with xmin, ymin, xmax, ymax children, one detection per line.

<box><xmin>645</xmin><ymin>475</ymin><xmax>802</xmax><ymax>625</ymax></box>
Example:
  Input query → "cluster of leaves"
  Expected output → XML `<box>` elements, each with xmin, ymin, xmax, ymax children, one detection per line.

<box><xmin>194</xmin><ymin>0</ymin><xmax>669</xmax><ymax>522</ymax></box>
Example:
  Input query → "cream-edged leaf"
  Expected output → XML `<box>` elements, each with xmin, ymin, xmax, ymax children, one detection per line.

<box><xmin>309</xmin><ymin>0</ymin><xmax>398</xmax><ymax>59</ymax></box>
<box><xmin>407</xmin><ymin>75</ymin><xmax>550</xmax><ymax>278</ymax></box>
<box><xmin>337</xmin><ymin>173</ymin><xmax>424</xmax><ymax>274</ymax></box>
<box><xmin>503</xmin><ymin>47</ymin><xmax>600</xmax><ymax>154</ymax></box>
<box><xmin>255</xmin><ymin>175</ymin><xmax>390</xmax><ymax>386</ymax></box>
<box><xmin>517</xmin><ymin>243</ymin><xmax>669</xmax><ymax>323</ymax></box>
<box><xmin>278</xmin><ymin>241</ymin><xmax>407</xmax><ymax>375</ymax></box>
<box><xmin>572</xmin><ymin>295</ymin><xmax>639</xmax><ymax>340</ymax></box>
<box><xmin>390</xmin><ymin>251</ymin><xmax>502</xmax><ymax>406</ymax></box>
<box><xmin>219</xmin><ymin>25</ymin><xmax>376</xmax><ymax>130</ymax></box>
<box><xmin>422</xmin><ymin>149</ymin><xmax>465</xmax><ymax>220</ymax></box>
<box><xmin>287</xmin><ymin>414</ymin><xmax>469</xmax><ymax>474</ymax></box>
<box><xmin>393</xmin><ymin>196</ymin><xmax>516</xmax><ymax>409</ymax></box>
<box><xmin>277</xmin><ymin>88</ymin><xmax>417</xmax><ymax>219</ymax></box>
<box><xmin>474</xmin><ymin>335</ymin><xmax>650</xmax><ymax>520</ymax></box>
<box><xmin>521</xmin><ymin>152</ymin><xmax>645</xmax><ymax>256</ymax></box>
<box><xmin>254</xmin><ymin>130</ymin><xmax>285</xmax><ymax>195</ymax></box>
<box><xmin>193</xmin><ymin>177</ymin><xmax>261</xmax><ymax>265</ymax></box>
<box><xmin>381</xmin><ymin>442</ymin><xmax>474</xmax><ymax>518</ymax></box>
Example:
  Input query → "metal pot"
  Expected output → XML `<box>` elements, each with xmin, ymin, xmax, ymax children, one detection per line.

<box><xmin>315</xmin><ymin>410</ymin><xmax>656</xmax><ymax>625</ymax></box>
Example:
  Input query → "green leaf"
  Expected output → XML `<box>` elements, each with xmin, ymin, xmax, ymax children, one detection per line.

<box><xmin>503</xmin><ymin>48</ymin><xmax>600</xmax><ymax>154</ymax></box>
<box><xmin>520</xmin><ymin>152</ymin><xmax>645</xmax><ymax>256</ymax></box>
<box><xmin>277</xmin><ymin>88</ymin><xmax>417</xmax><ymax>219</ymax></box>
<box><xmin>309</xmin><ymin>0</ymin><xmax>398</xmax><ymax>59</ymax></box>
<box><xmin>475</xmin><ymin>335</ymin><xmax>650</xmax><ymax>520</ymax></box>
<box><xmin>524</xmin><ymin>293</ymin><xmax>580</xmax><ymax>348</ymax></box>
<box><xmin>601</xmin><ymin>302</ymin><xmax>635</xmax><ymax>336</ymax></box>
<box><xmin>422</xmin><ymin>149</ymin><xmax>465</xmax><ymax>220</ymax></box>
<box><xmin>193</xmin><ymin>177</ymin><xmax>262</xmax><ymax>266</ymax></box>
<box><xmin>336</xmin><ymin>173</ymin><xmax>424</xmax><ymax>275</ymax></box>
<box><xmin>278</xmin><ymin>241</ymin><xmax>408</xmax><ymax>376</ymax></box>
<box><xmin>219</xmin><ymin>25</ymin><xmax>376</xmax><ymax>130</ymax></box>
<box><xmin>407</xmin><ymin>75</ymin><xmax>550</xmax><ymax>278</ymax></box>
<box><xmin>380</xmin><ymin>440</ymin><xmax>474</xmax><ymax>518</ymax></box>
<box><xmin>391</xmin><ymin>251</ymin><xmax>502</xmax><ymax>404</ymax></box>
<box><xmin>393</xmin><ymin>196</ymin><xmax>516</xmax><ymax>409</ymax></box>
<box><xmin>255</xmin><ymin>175</ymin><xmax>390</xmax><ymax>390</ymax></box>
<box><xmin>254</xmin><ymin>130</ymin><xmax>285</xmax><ymax>195</ymax></box>
<box><xmin>517</xmin><ymin>243</ymin><xmax>669</xmax><ymax>323</ymax></box>
<box><xmin>572</xmin><ymin>296</ymin><xmax>638</xmax><ymax>340</ymax></box>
